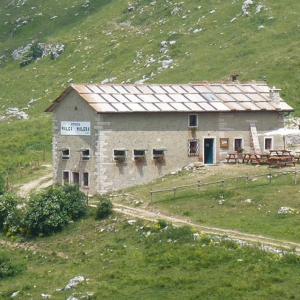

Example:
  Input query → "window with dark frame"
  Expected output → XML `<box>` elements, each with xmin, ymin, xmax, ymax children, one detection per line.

<box><xmin>188</xmin><ymin>139</ymin><xmax>199</xmax><ymax>156</ymax></box>
<box><xmin>62</xmin><ymin>148</ymin><xmax>70</xmax><ymax>160</ymax></box>
<box><xmin>189</xmin><ymin>114</ymin><xmax>198</xmax><ymax>127</ymax></box>
<box><xmin>265</xmin><ymin>138</ymin><xmax>272</xmax><ymax>150</ymax></box>
<box><xmin>134</xmin><ymin>149</ymin><xmax>146</xmax><ymax>160</ymax></box>
<box><xmin>234</xmin><ymin>138</ymin><xmax>243</xmax><ymax>151</ymax></box>
<box><xmin>81</xmin><ymin>149</ymin><xmax>90</xmax><ymax>161</ymax></box>
<box><xmin>83</xmin><ymin>172</ymin><xmax>89</xmax><ymax>187</ymax></box>
<box><xmin>153</xmin><ymin>149</ymin><xmax>166</xmax><ymax>159</ymax></box>
<box><xmin>114</xmin><ymin>149</ymin><xmax>126</xmax><ymax>162</ymax></box>
<box><xmin>63</xmin><ymin>171</ymin><xmax>70</xmax><ymax>184</ymax></box>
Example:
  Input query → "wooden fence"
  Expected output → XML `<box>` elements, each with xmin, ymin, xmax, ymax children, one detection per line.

<box><xmin>149</xmin><ymin>169</ymin><xmax>299</xmax><ymax>204</ymax></box>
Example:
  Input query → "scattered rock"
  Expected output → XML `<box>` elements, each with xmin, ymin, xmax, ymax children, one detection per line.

<box><xmin>11</xmin><ymin>291</ymin><xmax>20</xmax><ymax>297</ymax></box>
<box><xmin>64</xmin><ymin>276</ymin><xmax>85</xmax><ymax>290</ymax></box>
<box><xmin>278</xmin><ymin>207</ymin><xmax>294</xmax><ymax>214</ymax></box>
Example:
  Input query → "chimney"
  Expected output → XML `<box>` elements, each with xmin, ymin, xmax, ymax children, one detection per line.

<box><xmin>231</xmin><ymin>74</ymin><xmax>239</xmax><ymax>82</ymax></box>
<box><xmin>269</xmin><ymin>86</ymin><xmax>281</xmax><ymax>105</ymax></box>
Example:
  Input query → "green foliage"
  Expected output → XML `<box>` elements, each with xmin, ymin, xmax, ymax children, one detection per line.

<box><xmin>22</xmin><ymin>184</ymin><xmax>87</xmax><ymax>236</ymax></box>
<box><xmin>0</xmin><ymin>193</ymin><xmax>23</xmax><ymax>235</ymax></box>
<box><xmin>95</xmin><ymin>196</ymin><xmax>113</xmax><ymax>220</ymax></box>
<box><xmin>20</xmin><ymin>42</ymin><xmax>43</xmax><ymax>67</ymax></box>
<box><xmin>0</xmin><ymin>253</ymin><xmax>24</xmax><ymax>279</ymax></box>
<box><xmin>0</xmin><ymin>172</ymin><xmax>5</xmax><ymax>195</ymax></box>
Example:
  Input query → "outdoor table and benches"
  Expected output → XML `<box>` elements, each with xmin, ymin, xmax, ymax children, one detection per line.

<box><xmin>225</xmin><ymin>152</ymin><xmax>238</xmax><ymax>163</ymax></box>
<box><xmin>269</xmin><ymin>150</ymin><xmax>293</xmax><ymax>156</ymax></box>
<box><xmin>242</xmin><ymin>153</ymin><xmax>270</xmax><ymax>165</ymax></box>
<box><xmin>268</xmin><ymin>156</ymin><xmax>296</xmax><ymax>168</ymax></box>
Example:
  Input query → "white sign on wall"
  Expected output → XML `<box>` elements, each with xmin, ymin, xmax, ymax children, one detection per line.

<box><xmin>61</xmin><ymin>121</ymin><xmax>91</xmax><ymax>136</ymax></box>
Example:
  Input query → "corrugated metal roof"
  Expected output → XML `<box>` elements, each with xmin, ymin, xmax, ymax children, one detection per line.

<box><xmin>45</xmin><ymin>82</ymin><xmax>294</xmax><ymax>113</ymax></box>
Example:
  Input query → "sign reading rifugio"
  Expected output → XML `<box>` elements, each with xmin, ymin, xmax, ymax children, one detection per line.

<box><xmin>61</xmin><ymin>121</ymin><xmax>90</xmax><ymax>136</ymax></box>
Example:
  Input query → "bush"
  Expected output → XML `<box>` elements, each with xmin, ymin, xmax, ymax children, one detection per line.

<box><xmin>22</xmin><ymin>184</ymin><xmax>87</xmax><ymax>236</ymax></box>
<box><xmin>0</xmin><ymin>173</ymin><xmax>5</xmax><ymax>196</ymax></box>
<box><xmin>95</xmin><ymin>196</ymin><xmax>113</xmax><ymax>220</ymax></box>
<box><xmin>0</xmin><ymin>253</ymin><xmax>24</xmax><ymax>278</ymax></box>
<box><xmin>0</xmin><ymin>193</ymin><xmax>23</xmax><ymax>235</ymax></box>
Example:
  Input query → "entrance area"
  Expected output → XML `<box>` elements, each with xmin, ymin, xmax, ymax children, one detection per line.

<box><xmin>72</xmin><ymin>172</ymin><xmax>79</xmax><ymax>184</ymax></box>
<box><xmin>204</xmin><ymin>138</ymin><xmax>214</xmax><ymax>164</ymax></box>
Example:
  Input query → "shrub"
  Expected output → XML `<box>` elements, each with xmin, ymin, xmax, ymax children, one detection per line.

<box><xmin>62</xmin><ymin>184</ymin><xmax>87</xmax><ymax>220</ymax></box>
<box><xmin>0</xmin><ymin>254</ymin><xmax>24</xmax><ymax>278</ymax></box>
<box><xmin>22</xmin><ymin>184</ymin><xmax>87</xmax><ymax>236</ymax></box>
<box><xmin>0</xmin><ymin>193</ymin><xmax>23</xmax><ymax>235</ymax></box>
<box><xmin>0</xmin><ymin>172</ymin><xmax>5</xmax><ymax>195</ymax></box>
<box><xmin>95</xmin><ymin>196</ymin><xmax>113</xmax><ymax>220</ymax></box>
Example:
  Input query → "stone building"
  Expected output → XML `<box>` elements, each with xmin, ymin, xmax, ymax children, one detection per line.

<box><xmin>45</xmin><ymin>81</ymin><xmax>293</xmax><ymax>194</ymax></box>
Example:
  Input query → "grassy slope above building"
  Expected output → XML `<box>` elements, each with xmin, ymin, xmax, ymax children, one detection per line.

<box><xmin>0</xmin><ymin>0</ymin><xmax>300</xmax><ymax>172</ymax></box>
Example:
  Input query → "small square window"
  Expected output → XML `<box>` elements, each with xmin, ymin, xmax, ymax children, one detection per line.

<box><xmin>61</xmin><ymin>148</ymin><xmax>70</xmax><ymax>160</ymax></box>
<box><xmin>114</xmin><ymin>149</ymin><xmax>126</xmax><ymax>162</ymax></box>
<box><xmin>81</xmin><ymin>149</ymin><xmax>90</xmax><ymax>161</ymax></box>
<box><xmin>188</xmin><ymin>139</ymin><xmax>199</xmax><ymax>156</ymax></box>
<box><xmin>134</xmin><ymin>149</ymin><xmax>146</xmax><ymax>160</ymax></box>
<box><xmin>153</xmin><ymin>149</ymin><xmax>166</xmax><ymax>160</ymax></box>
<box><xmin>189</xmin><ymin>114</ymin><xmax>198</xmax><ymax>127</ymax></box>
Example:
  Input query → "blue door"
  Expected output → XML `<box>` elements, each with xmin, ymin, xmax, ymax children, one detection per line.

<box><xmin>204</xmin><ymin>138</ymin><xmax>214</xmax><ymax>164</ymax></box>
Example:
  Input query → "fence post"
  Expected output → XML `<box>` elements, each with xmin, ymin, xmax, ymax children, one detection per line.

<box><xmin>173</xmin><ymin>187</ymin><xmax>177</xmax><ymax>200</ymax></box>
<box><xmin>269</xmin><ymin>170</ymin><xmax>272</xmax><ymax>184</ymax></box>
<box><xmin>150</xmin><ymin>189</ymin><xmax>153</xmax><ymax>205</ymax></box>
<box><xmin>197</xmin><ymin>181</ymin><xmax>201</xmax><ymax>197</ymax></box>
<box><xmin>222</xmin><ymin>179</ymin><xmax>225</xmax><ymax>190</ymax></box>
<box><xmin>294</xmin><ymin>169</ymin><xmax>297</xmax><ymax>185</ymax></box>
<box><xmin>245</xmin><ymin>173</ymin><xmax>249</xmax><ymax>188</ymax></box>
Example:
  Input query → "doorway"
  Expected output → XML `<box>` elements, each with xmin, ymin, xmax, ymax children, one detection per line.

<box><xmin>72</xmin><ymin>172</ymin><xmax>79</xmax><ymax>184</ymax></box>
<box><xmin>204</xmin><ymin>138</ymin><xmax>214</xmax><ymax>164</ymax></box>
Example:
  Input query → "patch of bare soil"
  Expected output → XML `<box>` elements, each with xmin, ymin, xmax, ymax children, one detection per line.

<box><xmin>18</xmin><ymin>172</ymin><xmax>53</xmax><ymax>198</ymax></box>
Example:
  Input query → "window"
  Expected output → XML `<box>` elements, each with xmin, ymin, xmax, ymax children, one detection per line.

<box><xmin>188</xmin><ymin>114</ymin><xmax>198</xmax><ymax>127</ymax></box>
<box><xmin>83</xmin><ymin>172</ymin><xmax>89</xmax><ymax>188</ymax></box>
<box><xmin>62</xmin><ymin>171</ymin><xmax>70</xmax><ymax>184</ymax></box>
<box><xmin>81</xmin><ymin>149</ymin><xmax>90</xmax><ymax>161</ymax></box>
<box><xmin>114</xmin><ymin>149</ymin><xmax>126</xmax><ymax>162</ymax></box>
<box><xmin>61</xmin><ymin>148</ymin><xmax>70</xmax><ymax>160</ymax></box>
<box><xmin>188</xmin><ymin>139</ymin><xmax>199</xmax><ymax>156</ymax></box>
<box><xmin>264</xmin><ymin>138</ymin><xmax>273</xmax><ymax>151</ymax></box>
<box><xmin>153</xmin><ymin>148</ymin><xmax>166</xmax><ymax>160</ymax></box>
<box><xmin>234</xmin><ymin>138</ymin><xmax>243</xmax><ymax>152</ymax></box>
<box><xmin>134</xmin><ymin>149</ymin><xmax>146</xmax><ymax>160</ymax></box>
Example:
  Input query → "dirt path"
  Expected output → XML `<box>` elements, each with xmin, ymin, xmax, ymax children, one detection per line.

<box><xmin>5</xmin><ymin>167</ymin><xmax>300</xmax><ymax>255</ymax></box>
<box><xmin>113</xmin><ymin>203</ymin><xmax>300</xmax><ymax>253</ymax></box>
<box><xmin>18</xmin><ymin>172</ymin><xmax>53</xmax><ymax>198</ymax></box>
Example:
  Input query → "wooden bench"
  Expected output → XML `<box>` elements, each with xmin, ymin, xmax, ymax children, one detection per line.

<box><xmin>226</xmin><ymin>152</ymin><xmax>238</xmax><ymax>163</ymax></box>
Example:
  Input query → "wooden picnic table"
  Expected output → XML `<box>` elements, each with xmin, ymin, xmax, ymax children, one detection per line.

<box><xmin>269</xmin><ymin>150</ymin><xmax>293</xmax><ymax>156</ymax></box>
<box><xmin>242</xmin><ymin>153</ymin><xmax>261</xmax><ymax>164</ymax></box>
<box><xmin>268</xmin><ymin>156</ymin><xmax>296</xmax><ymax>168</ymax></box>
<box><xmin>242</xmin><ymin>153</ymin><xmax>271</xmax><ymax>165</ymax></box>
<box><xmin>226</xmin><ymin>152</ymin><xmax>238</xmax><ymax>163</ymax></box>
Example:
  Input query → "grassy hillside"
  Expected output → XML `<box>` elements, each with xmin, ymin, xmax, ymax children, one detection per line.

<box><xmin>1</xmin><ymin>209</ymin><xmax>300</xmax><ymax>300</ymax></box>
<box><xmin>0</xmin><ymin>0</ymin><xmax>300</xmax><ymax>172</ymax></box>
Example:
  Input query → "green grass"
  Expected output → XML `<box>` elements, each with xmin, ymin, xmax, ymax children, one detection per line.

<box><xmin>114</xmin><ymin>164</ymin><xmax>300</xmax><ymax>242</ymax></box>
<box><xmin>1</xmin><ymin>210</ymin><xmax>300</xmax><ymax>300</ymax></box>
<box><xmin>1</xmin><ymin>0</ymin><xmax>300</xmax><ymax>172</ymax></box>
